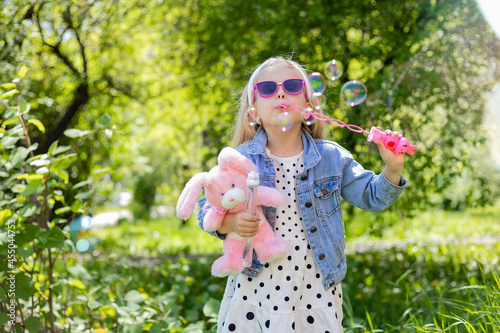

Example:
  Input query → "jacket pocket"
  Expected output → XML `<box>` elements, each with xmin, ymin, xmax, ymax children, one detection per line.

<box><xmin>313</xmin><ymin>178</ymin><xmax>341</xmax><ymax>217</ymax></box>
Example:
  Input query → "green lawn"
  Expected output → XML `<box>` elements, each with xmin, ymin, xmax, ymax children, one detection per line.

<box><xmin>70</xmin><ymin>205</ymin><xmax>500</xmax><ymax>332</ymax></box>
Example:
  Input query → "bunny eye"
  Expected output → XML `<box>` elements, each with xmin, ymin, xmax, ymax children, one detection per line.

<box><xmin>231</xmin><ymin>184</ymin><xmax>235</xmax><ymax>188</ymax></box>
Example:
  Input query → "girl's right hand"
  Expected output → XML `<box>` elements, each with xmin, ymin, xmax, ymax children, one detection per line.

<box><xmin>233</xmin><ymin>211</ymin><xmax>261</xmax><ymax>237</ymax></box>
<box><xmin>218</xmin><ymin>211</ymin><xmax>260</xmax><ymax>237</ymax></box>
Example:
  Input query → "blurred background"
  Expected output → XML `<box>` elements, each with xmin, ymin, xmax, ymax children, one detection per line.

<box><xmin>1</xmin><ymin>0</ymin><xmax>499</xmax><ymax>332</ymax></box>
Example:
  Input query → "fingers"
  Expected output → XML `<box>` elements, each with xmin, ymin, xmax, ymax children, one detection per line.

<box><xmin>376</xmin><ymin>127</ymin><xmax>403</xmax><ymax>138</ymax></box>
<box><xmin>235</xmin><ymin>211</ymin><xmax>260</xmax><ymax>237</ymax></box>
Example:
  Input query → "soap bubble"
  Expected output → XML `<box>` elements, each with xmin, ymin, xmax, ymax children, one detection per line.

<box><xmin>81</xmin><ymin>215</ymin><xmax>93</xmax><ymax>229</ymax></box>
<box><xmin>245</xmin><ymin>106</ymin><xmax>259</xmax><ymax>126</ymax></box>
<box><xmin>277</xmin><ymin>112</ymin><xmax>293</xmax><ymax>131</ymax></box>
<box><xmin>324</xmin><ymin>60</ymin><xmax>343</xmax><ymax>81</ymax></box>
<box><xmin>312</xmin><ymin>92</ymin><xmax>327</xmax><ymax>109</ymax></box>
<box><xmin>76</xmin><ymin>239</ymin><xmax>91</xmax><ymax>252</ymax></box>
<box><xmin>340</xmin><ymin>81</ymin><xmax>367</xmax><ymax>106</ymax></box>
<box><xmin>309</xmin><ymin>72</ymin><xmax>327</xmax><ymax>93</ymax></box>
<box><xmin>303</xmin><ymin>112</ymin><xmax>316</xmax><ymax>126</ymax></box>
<box><xmin>69</xmin><ymin>215</ymin><xmax>98</xmax><ymax>253</ymax></box>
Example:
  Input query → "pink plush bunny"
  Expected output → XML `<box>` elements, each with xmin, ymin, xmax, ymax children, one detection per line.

<box><xmin>176</xmin><ymin>147</ymin><xmax>289</xmax><ymax>277</ymax></box>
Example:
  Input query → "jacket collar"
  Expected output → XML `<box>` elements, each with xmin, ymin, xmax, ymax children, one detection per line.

<box><xmin>248</xmin><ymin>127</ymin><xmax>321</xmax><ymax>169</ymax></box>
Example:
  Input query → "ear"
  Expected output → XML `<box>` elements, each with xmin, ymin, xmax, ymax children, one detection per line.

<box><xmin>176</xmin><ymin>172</ymin><xmax>212</xmax><ymax>220</ymax></box>
<box><xmin>218</xmin><ymin>147</ymin><xmax>257</xmax><ymax>174</ymax></box>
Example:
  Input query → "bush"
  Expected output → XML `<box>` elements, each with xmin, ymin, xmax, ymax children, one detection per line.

<box><xmin>0</xmin><ymin>67</ymin><xmax>112</xmax><ymax>332</ymax></box>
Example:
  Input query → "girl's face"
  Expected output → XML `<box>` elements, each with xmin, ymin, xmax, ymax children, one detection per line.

<box><xmin>254</xmin><ymin>65</ymin><xmax>312</xmax><ymax>133</ymax></box>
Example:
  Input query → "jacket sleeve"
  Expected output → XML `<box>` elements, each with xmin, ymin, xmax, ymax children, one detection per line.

<box><xmin>197</xmin><ymin>196</ymin><xmax>227</xmax><ymax>240</ymax></box>
<box><xmin>340</xmin><ymin>156</ymin><xmax>407</xmax><ymax>212</ymax></box>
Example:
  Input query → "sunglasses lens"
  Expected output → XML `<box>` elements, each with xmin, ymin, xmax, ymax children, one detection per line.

<box><xmin>283</xmin><ymin>79</ymin><xmax>304</xmax><ymax>94</ymax></box>
<box><xmin>256</xmin><ymin>81</ymin><xmax>278</xmax><ymax>97</ymax></box>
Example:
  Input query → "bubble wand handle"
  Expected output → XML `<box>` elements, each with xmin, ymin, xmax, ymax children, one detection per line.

<box><xmin>276</xmin><ymin>100</ymin><xmax>417</xmax><ymax>155</ymax></box>
<box><xmin>242</xmin><ymin>171</ymin><xmax>259</xmax><ymax>268</ymax></box>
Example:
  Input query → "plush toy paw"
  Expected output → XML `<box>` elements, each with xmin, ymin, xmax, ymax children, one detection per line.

<box><xmin>255</xmin><ymin>237</ymin><xmax>289</xmax><ymax>264</ymax></box>
<box><xmin>211</xmin><ymin>254</ymin><xmax>245</xmax><ymax>277</ymax></box>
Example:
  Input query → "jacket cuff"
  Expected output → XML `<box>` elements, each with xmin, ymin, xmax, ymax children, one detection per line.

<box><xmin>381</xmin><ymin>173</ymin><xmax>407</xmax><ymax>192</ymax></box>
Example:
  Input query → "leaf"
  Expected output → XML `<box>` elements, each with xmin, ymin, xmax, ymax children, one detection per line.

<box><xmin>36</xmin><ymin>167</ymin><xmax>49</xmax><ymax>175</ymax></box>
<box><xmin>66</xmin><ymin>264</ymin><xmax>92</xmax><ymax>280</ymax></box>
<box><xmin>20</xmin><ymin>99</ymin><xmax>31</xmax><ymax>113</ymax></box>
<box><xmin>55</xmin><ymin>169</ymin><xmax>69</xmax><ymax>182</ymax></box>
<box><xmin>18</xmin><ymin>65</ymin><xmax>28</xmax><ymax>78</ymax></box>
<box><xmin>20</xmin><ymin>204</ymin><xmax>38</xmax><ymax>218</ymax></box>
<box><xmin>64</xmin><ymin>129</ymin><xmax>91</xmax><ymax>138</ymax></box>
<box><xmin>48</xmin><ymin>140</ymin><xmax>58</xmax><ymax>154</ymax></box>
<box><xmin>15</xmin><ymin>273</ymin><xmax>35</xmax><ymax>300</ymax></box>
<box><xmin>22</xmin><ymin>179</ymin><xmax>42</xmax><ymax>196</ymax></box>
<box><xmin>0</xmin><ymin>209</ymin><xmax>12</xmax><ymax>225</ymax></box>
<box><xmin>1</xmin><ymin>83</ymin><xmax>16</xmax><ymax>89</ymax></box>
<box><xmin>123</xmin><ymin>324</ymin><xmax>143</xmax><ymax>333</ymax></box>
<box><xmin>29</xmin><ymin>159</ymin><xmax>51</xmax><ymax>167</ymax></box>
<box><xmin>25</xmin><ymin>317</ymin><xmax>42</xmax><ymax>333</ymax></box>
<box><xmin>52</xmin><ymin>145</ymin><xmax>71</xmax><ymax>155</ymax></box>
<box><xmin>99</xmin><ymin>305</ymin><xmax>116</xmax><ymax>319</ymax></box>
<box><xmin>148</xmin><ymin>323</ymin><xmax>161</xmax><ymax>333</ymax></box>
<box><xmin>0</xmin><ymin>135</ymin><xmax>20</xmax><ymax>147</ymax></box>
<box><xmin>125</xmin><ymin>290</ymin><xmax>145</xmax><ymax>304</ymax></box>
<box><xmin>37</xmin><ymin>226</ymin><xmax>66</xmax><ymax>249</ymax></box>
<box><xmin>98</xmin><ymin>113</ymin><xmax>111</xmax><ymax>128</ymax></box>
<box><xmin>202</xmin><ymin>298</ymin><xmax>220</xmax><ymax>319</ymax></box>
<box><xmin>11</xmin><ymin>147</ymin><xmax>29</xmax><ymax>168</ymax></box>
<box><xmin>72</xmin><ymin>179</ymin><xmax>92</xmax><ymax>189</ymax></box>
<box><xmin>182</xmin><ymin>322</ymin><xmax>204</xmax><ymax>333</ymax></box>
<box><xmin>75</xmin><ymin>190</ymin><xmax>94</xmax><ymax>200</ymax></box>
<box><xmin>70</xmin><ymin>200</ymin><xmax>83</xmax><ymax>212</ymax></box>
<box><xmin>70</xmin><ymin>279</ymin><xmax>86</xmax><ymax>290</ymax></box>
<box><xmin>88</xmin><ymin>300</ymin><xmax>102</xmax><ymax>309</ymax></box>
<box><xmin>54</xmin><ymin>206</ymin><xmax>71</xmax><ymax>215</ymax></box>
<box><xmin>0</xmin><ymin>89</ymin><xmax>18</xmax><ymax>100</ymax></box>
<box><xmin>27</xmin><ymin>119</ymin><xmax>45</xmax><ymax>133</ymax></box>
<box><xmin>0</xmin><ymin>313</ymin><xmax>8</xmax><ymax>326</ymax></box>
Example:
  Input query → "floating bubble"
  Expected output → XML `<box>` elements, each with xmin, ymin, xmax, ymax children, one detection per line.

<box><xmin>277</xmin><ymin>112</ymin><xmax>292</xmax><ymax>131</ymax></box>
<box><xmin>245</xmin><ymin>106</ymin><xmax>259</xmax><ymax>126</ymax></box>
<box><xmin>324</xmin><ymin>59</ymin><xmax>344</xmax><ymax>81</ymax></box>
<box><xmin>76</xmin><ymin>239</ymin><xmax>90</xmax><ymax>253</ymax></box>
<box><xmin>81</xmin><ymin>216</ymin><xmax>93</xmax><ymax>229</ymax></box>
<box><xmin>340</xmin><ymin>81</ymin><xmax>367</xmax><ymax>106</ymax></box>
<box><xmin>303</xmin><ymin>111</ymin><xmax>316</xmax><ymax>126</ymax></box>
<box><xmin>312</xmin><ymin>92</ymin><xmax>327</xmax><ymax>109</ymax></box>
<box><xmin>309</xmin><ymin>72</ymin><xmax>327</xmax><ymax>93</ymax></box>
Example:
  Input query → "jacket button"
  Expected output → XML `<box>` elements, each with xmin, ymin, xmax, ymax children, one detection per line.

<box><xmin>305</xmin><ymin>202</ymin><xmax>312</xmax><ymax>208</ymax></box>
<box><xmin>319</xmin><ymin>254</ymin><xmax>325</xmax><ymax>260</ymax></box>
<box><xmin>311</xmin><ymin>227</ymin><xmax>317</xmax><ymax>233</ymax></box>
<box><xmin>301</xmin><ymin>175</ymin><xmax>308</xmax><ymax>181</ymax></box>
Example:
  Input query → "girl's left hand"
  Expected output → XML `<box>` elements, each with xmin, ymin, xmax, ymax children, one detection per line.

<box><xmin>374</xmin><ymin>128</ymin><xmax>405</xmax><ymax>185</ymax></box>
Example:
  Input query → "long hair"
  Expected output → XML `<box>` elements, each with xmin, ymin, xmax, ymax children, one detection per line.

<box><xmin>231</xmin><ymin>56</ymin><xmax>325</xmax><ymax>147</ymax></box>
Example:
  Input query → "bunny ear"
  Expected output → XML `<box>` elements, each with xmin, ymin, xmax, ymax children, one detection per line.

<box><xmin>218</xmin><ymin>147</ymin><xmax>257</xmax><ymax>174</ymax></box>
<box><xmin>176</xmin><ymin>172</ymin><xmax>212</xmax><ymax>220</ymax></box>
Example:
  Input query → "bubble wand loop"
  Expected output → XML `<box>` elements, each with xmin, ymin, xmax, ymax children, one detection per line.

<box><xmin>276</xmin><ymin>100</ymin><xmax>417</xmax><ymax>155</ymax></box>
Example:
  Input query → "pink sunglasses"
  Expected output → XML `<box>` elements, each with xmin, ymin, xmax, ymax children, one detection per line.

<box><xmin>253</xmin><ymin>79</ymin><xmax>306</xmax><ymax>103</ymax></box>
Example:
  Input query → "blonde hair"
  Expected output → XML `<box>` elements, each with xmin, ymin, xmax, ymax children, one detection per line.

<box><xmin>231</xmin><ymin>56</ymin><xmax>325</xmax><ymax>147</ymax></box>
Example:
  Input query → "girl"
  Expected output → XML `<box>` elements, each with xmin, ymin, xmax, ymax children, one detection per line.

<box><xmin>197</xmin><ymin>56</ymin><xmax>406</xmax><ymax>332</ymax></box>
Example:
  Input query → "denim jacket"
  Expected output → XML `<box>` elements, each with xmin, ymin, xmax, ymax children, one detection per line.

<box><xmin>198</xmin><ymin>127</ymin><xmax>406</xmax><ymax>290</ymax></box>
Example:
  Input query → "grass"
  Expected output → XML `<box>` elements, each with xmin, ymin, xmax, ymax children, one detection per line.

<box><xmin>77</xmin><ymin>204</ymin><xmax>500</xmax><ymax>332</ymax></box>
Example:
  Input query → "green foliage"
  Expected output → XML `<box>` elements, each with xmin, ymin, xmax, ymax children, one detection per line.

<box><xmin>3</xmin><ymin>0</ymin><xmax>499</xmax><ymax>214</ymax></box>
<box><xmin>0</xmin><ymin>71</ymin><xmax>112</xmax><ymax>331</ymax></box>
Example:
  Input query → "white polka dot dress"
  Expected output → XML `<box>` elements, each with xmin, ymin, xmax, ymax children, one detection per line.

<box><xmin>217</xmin><ymin>149</ymin><xmax>343</xmax><ymax>332</ymax></box>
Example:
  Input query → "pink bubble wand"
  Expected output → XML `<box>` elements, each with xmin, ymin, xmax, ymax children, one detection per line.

<box><xmin>277</xmin><ymin>100</ymin><xmax>417</xmax><ymax>155</ymax></box>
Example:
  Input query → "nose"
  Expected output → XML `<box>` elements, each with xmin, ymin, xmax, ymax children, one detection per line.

<box><xmin>276</xmin><ymin>83</ymin><xmax>287</xmax><ymax>99</ymax></box>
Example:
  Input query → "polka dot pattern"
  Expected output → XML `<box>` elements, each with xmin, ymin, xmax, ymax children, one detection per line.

<box><xmin>217</xmin><ymin>150</ymin><xmax>343</xmax><ymax>332</ymax></box>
